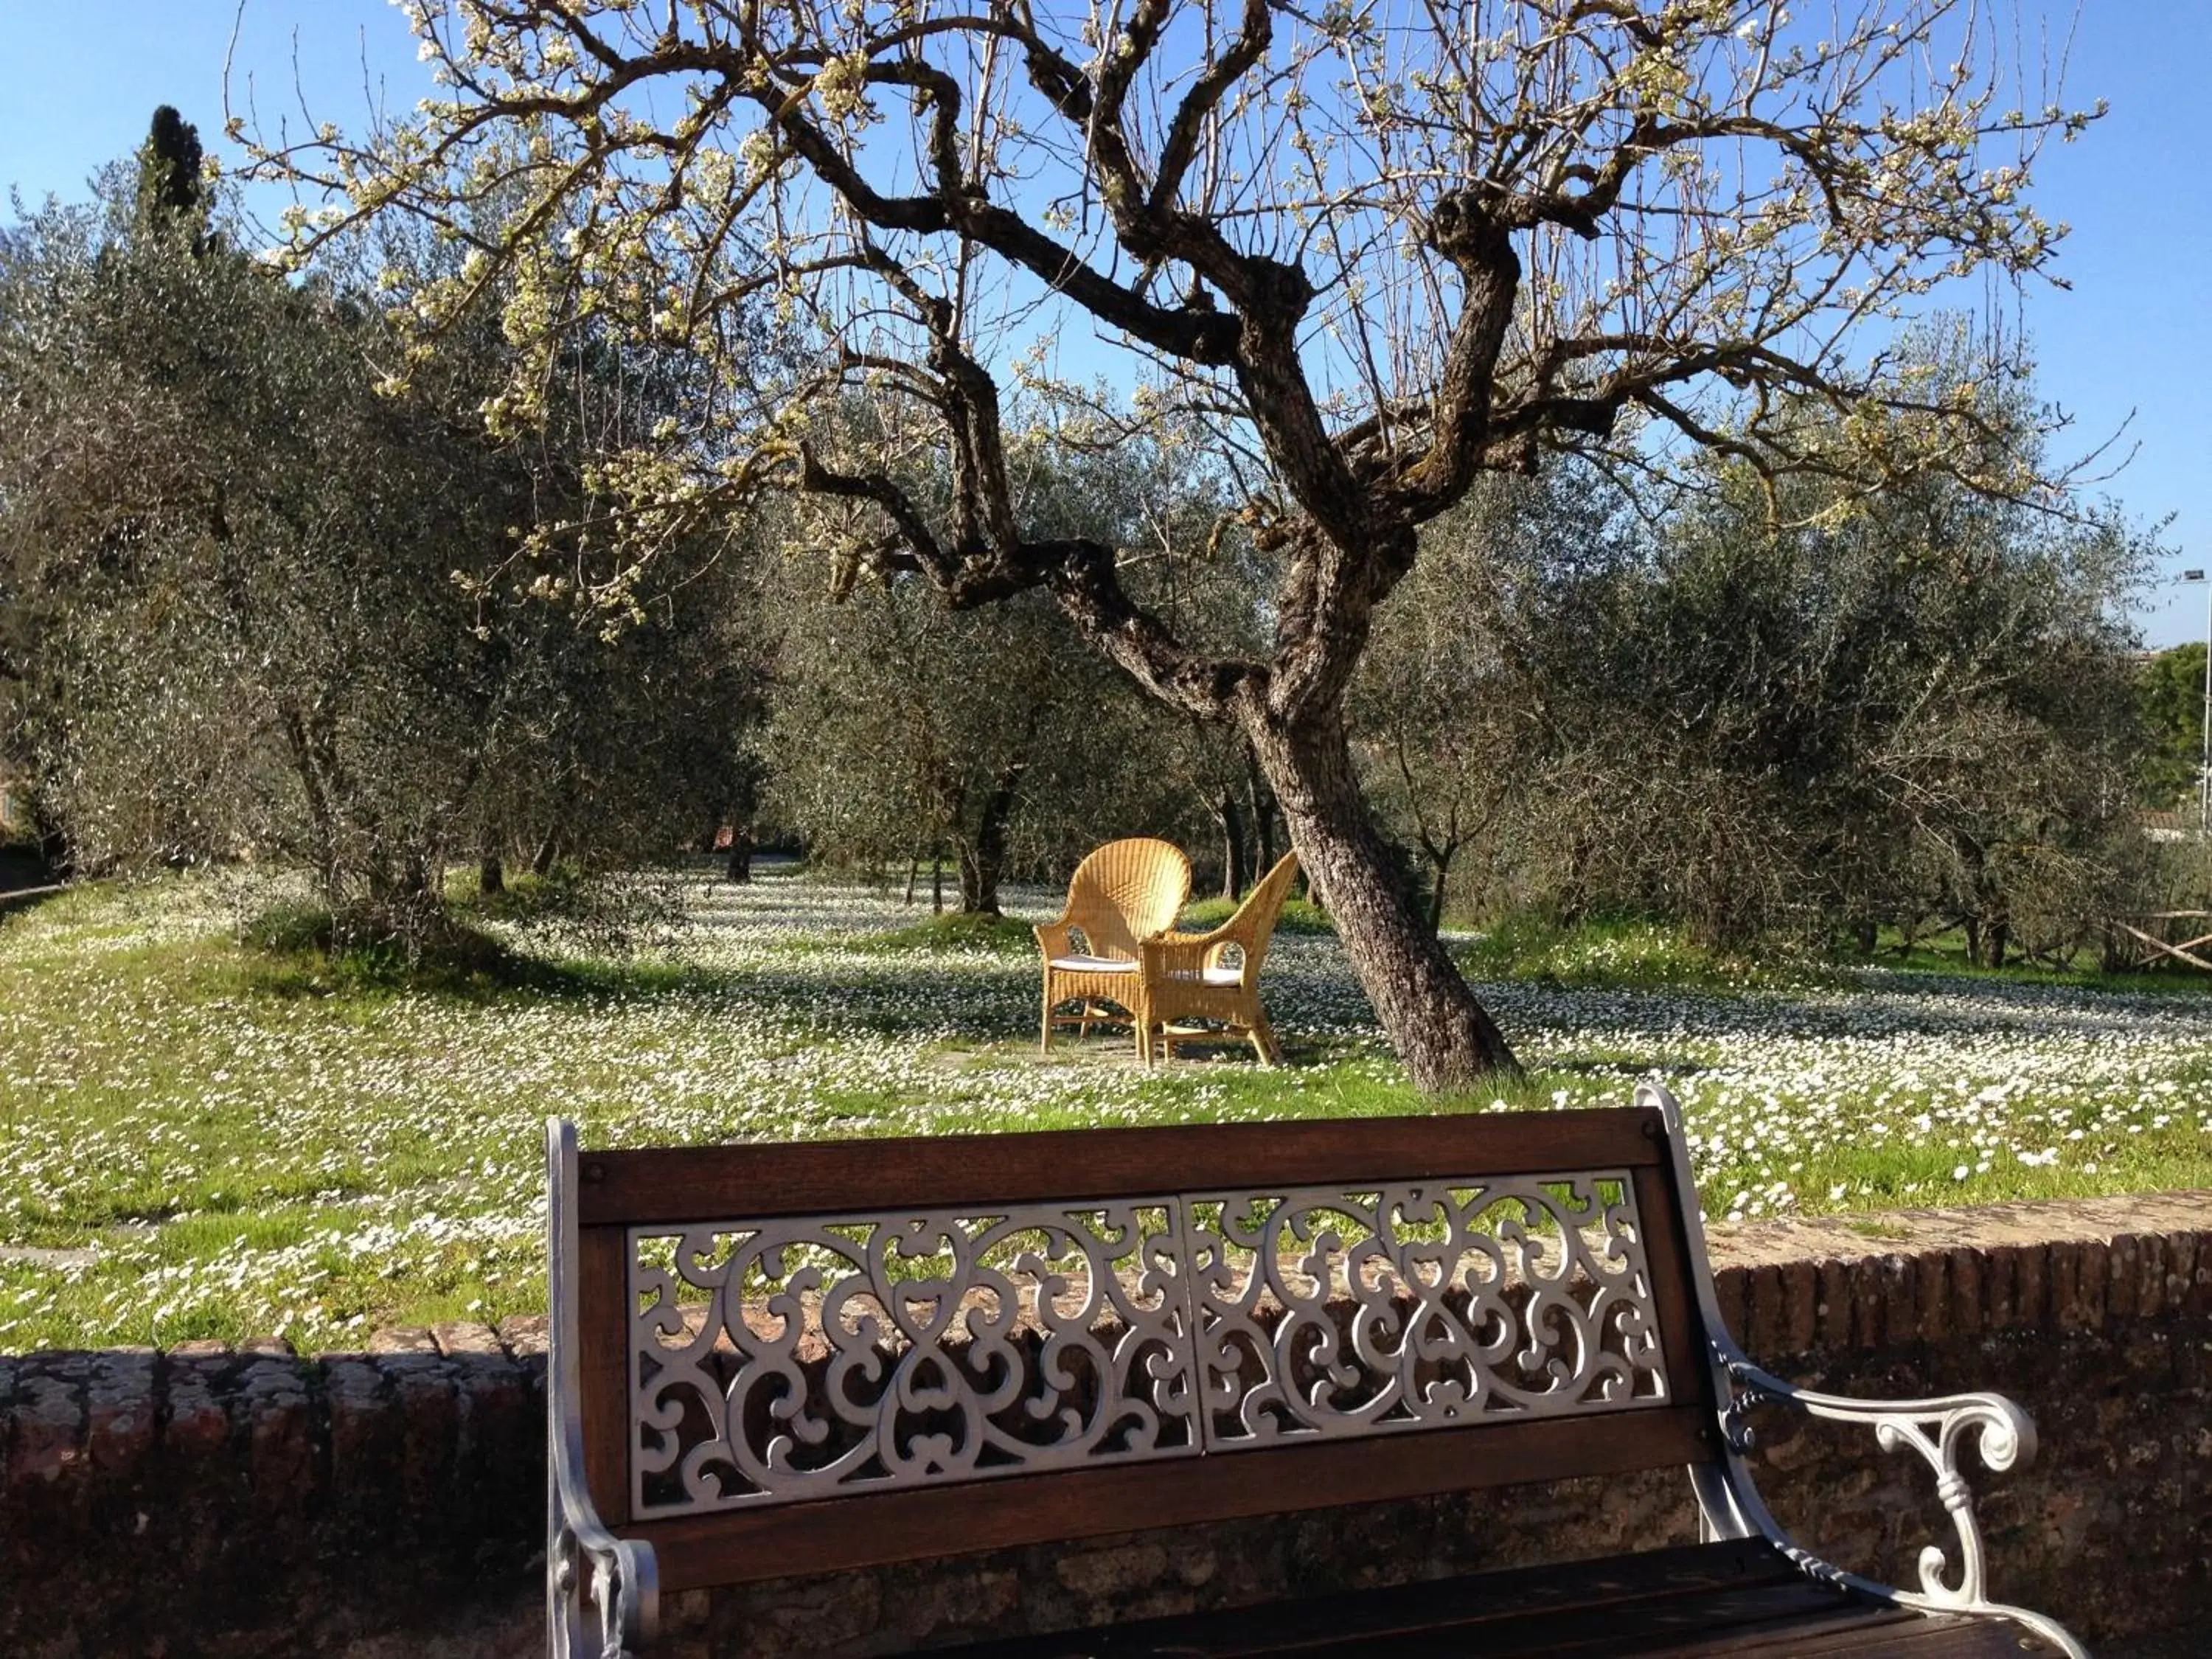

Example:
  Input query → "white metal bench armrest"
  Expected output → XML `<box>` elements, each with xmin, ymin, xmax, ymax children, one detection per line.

<box><xmin>1635</xmin><ymin>1083</ymin><xmax>2088</xmax><ymax>1659</ymax></box>
<box><xmin>1710</xmin><ymin>1340</ymin><xmax>2083</xmax><ymax>1656</ymax></box>
<box><xmin>548</xmin><ymin>1119</ymin><xmax>659</xmax><ymax>1659</ymax></box>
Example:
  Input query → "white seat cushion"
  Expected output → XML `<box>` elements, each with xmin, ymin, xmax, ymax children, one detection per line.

<box><xmin>1166</xmin><ymin>965</ymin><xmax>1245</xmax><ymax>986</ymax></box>
<box><xmin>1050</xmin><ymin>956</ymin><xmax>1135</xmax><ymax>973</ymax></box>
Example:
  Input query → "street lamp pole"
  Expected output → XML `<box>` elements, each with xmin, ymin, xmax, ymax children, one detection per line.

<box><xmin>2187</xmin><ymin>570</ymin><xmax>2212</xmax><ymax>836</ymax></box>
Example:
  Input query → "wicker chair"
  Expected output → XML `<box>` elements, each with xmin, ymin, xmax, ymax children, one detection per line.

<box><xmin>1035</xmin><ymin>838</ymin><xmax>1192</xmax><ymax>1057</ymax></box>
<box><xmin>1138</xmin><ymin>852</ymin><xmax>1301</xmax><ymax>1067</ymax></box>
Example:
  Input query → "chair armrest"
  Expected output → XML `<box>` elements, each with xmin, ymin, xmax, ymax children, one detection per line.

<box><xmin>1035</xmin><ymin>919</ymin><xmax>1076</xmax><ymax>961</ymax></box>
<box><xmin>1714</xmin><ymin>1339</ymin><xmax>2084</xmax><ymax>1657</ymax></box>
<box><xmin>1141</xmin><ymin>933</ymin><xmax>1226</xmax><ymax>978</ymax></box>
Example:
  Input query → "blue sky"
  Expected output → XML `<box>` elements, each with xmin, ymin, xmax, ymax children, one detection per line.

<box><xmin>6</xmin><ymin>1</ymin><xmax>2209</xmax><ymax>645</ymax></box>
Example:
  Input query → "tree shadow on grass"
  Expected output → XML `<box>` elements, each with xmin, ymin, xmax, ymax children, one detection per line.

<box><xmin>231</xmin><ymin>918</ymin><xmax>1057</xmax><ymax>1043</ymax></box>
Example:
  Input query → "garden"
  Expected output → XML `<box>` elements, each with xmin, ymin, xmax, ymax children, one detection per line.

<box><xmin>4</xmin><ymin>863</ymin><xmax>2208</xmax><ymax>1355</ymax></box>
<box><xmin>6</xmin><ymin>3</ymin><xmax>2211</xmax><ymax>1652</ymax></box>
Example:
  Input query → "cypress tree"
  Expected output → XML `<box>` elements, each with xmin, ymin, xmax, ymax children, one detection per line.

<box><xmin>136</xmin><ymin>105</ymin><xmax>205</xmax><ymax>225</ymax></box>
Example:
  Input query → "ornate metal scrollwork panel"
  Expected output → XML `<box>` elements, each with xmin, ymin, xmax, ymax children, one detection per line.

<box><xmin>1186</xmin><ymin>1173</ymin><xmax>1668</xmax><ymax>1448</ymax></box>
<box><xmin>627</xmin><ymin>1200</ymin><xmax>1198</xmax><ymax>1517</ymax></box>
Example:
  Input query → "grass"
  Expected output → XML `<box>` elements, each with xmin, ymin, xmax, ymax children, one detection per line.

<box><xmin>1179</xmin><ymin>893</ymin><xmax>1336</xmax><ymax>936</ymax></box>
<box><xmin>836</xmin><ymin>893</ymin><xmax>1338</xmax><ymax>956</ymax></box>
<box><xmin>236</xmin><ymin>898</ymin><xmax>542</xmax><ymax>1000</ymax></box>
<box><xmin>840</xmin><ymin>894</ymin><xmax>1337</xmax><ymax>956</ymax></box>
<box><xmin>1455</xmin><ymin>911</ymin><xmax>1827</xmax><ymax>992</ymax></box>
<box><xmin>838</xmin><ymin>909</ymin><xmax>1039</xmax><ymax>956</ymax></box>
<box><xmin>1867</xmin><ymin>923</ymin><xmax>2212</xmax><ymax>998</ymax></box>
<box><xmin>0</xmin><ymin>868</ymin><xmax>2208</xmax><ymax>1352</ymax></box>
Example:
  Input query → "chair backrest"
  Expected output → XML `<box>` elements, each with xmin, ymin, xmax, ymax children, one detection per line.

<box><xmin>1220</xmin><ymin>852</ymin><xmax>1301</xmax><ymax>981</ymax></box>
<box><xmin>1065</xmin><ymin>836</ymin><xmax>1192</xmax><ymax>959</ymax></box>
<box><xmin>549</xmin><ymin>1103</ymin><xmax>1720</xmax><ymax>1595</ymax></box>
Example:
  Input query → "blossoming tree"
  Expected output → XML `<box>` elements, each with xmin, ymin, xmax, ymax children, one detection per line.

<box><xmin>251</xmin><ymin>0</ymin><xmax>2095</xmax><ymax>1089</ymax></box>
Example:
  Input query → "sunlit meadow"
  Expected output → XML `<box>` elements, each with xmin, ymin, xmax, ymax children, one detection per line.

<box><xmin>1</xmin><ymin>865</ymin><xmax>2208</xmax><ymax>1352</ymax></box>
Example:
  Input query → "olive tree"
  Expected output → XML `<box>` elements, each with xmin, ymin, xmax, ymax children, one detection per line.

<box><xmin>254</xmin><ymin>0</ymin><xmax>2096</xmax><ymax>1087</ymax></box>
<box><xmin>1452</xmin><ymin>371</ymin><xmax>2152</xmax><ymax>958</ymax></box>
<box><xmin>0</xmin><ymin>165</ymin><xmax>504</xmax><ymax>931</ymax></box>
<box><xmin>1351</xmin><ymin>462</ymin><xmax>1632</xmax><ymax>933</ymax></box>
<box><xmin>761</xmin><ymin>429</ymin><xmax>1205</xmax><ymax>912</ymax></box>
<box><xmin>764</xmin><ymin>575</ymin><xmax>1141</xmax><ymax>912</ymax></box>
<box><xmin>2135</xmin><ymin>644</ymin><xmax>2207</xmax><ymax>811</ymax></box>
<box><xmin>1</xmin><ymin>122</ymin><xmax>763</xmax><ymax>942</ymax></box>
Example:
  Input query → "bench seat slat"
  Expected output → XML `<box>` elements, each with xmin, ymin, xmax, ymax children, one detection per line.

<box><xmin>636</xmin><ymin>1404</ymin><xmax>1709</xmax><ymax>1590</ymax></box>
<box><xmin>1658</xmin><ymin>1613</ymin><xmax>2049</xmax><ymax>1658</ymax></box>
<box><xmin>943</xmin><ymin>1537</ymin><xmax>1810</xmax><ymax>1656</ymax></box>
<box><xmin>575</xmin><ymin>1108</ymin><xmax>1666</xmax><ymax>1226</ymax></box>
<box><xmin>978</xmin><ymin>1594</ymin><xmax>1909</xmax><ymax>1659</ymax></box>
<box><xmin>1514</xmin><ymin>1604</ymin><xmax>2014</xmax><ymax>1659</ymax></box>
<box><xmin>937</xmin><ymin>1539</ymin><xmax>2047</xmax><ymax>1658</ymax></box>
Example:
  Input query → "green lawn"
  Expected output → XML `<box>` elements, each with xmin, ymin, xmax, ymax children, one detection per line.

<box><xmin>1</xmin><ymin>867</ymin><xmax>2208</xmax><ymax>1352</ymax></box>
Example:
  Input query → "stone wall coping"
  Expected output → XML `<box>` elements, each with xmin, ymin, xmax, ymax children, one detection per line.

<box><xmin>1705</xmin><ymin>1189</ymin><xmax>2212</xmax><ymax>1270</ymax></box>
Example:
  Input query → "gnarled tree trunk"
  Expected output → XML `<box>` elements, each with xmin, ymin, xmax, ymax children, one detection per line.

<box><xmin>1422</xmin><ymin>842</ymin><xmax>1455</xmax><ymax>936</ymax></box>
<box><xmin>1216</xmin><ymin>790</ymin><xmax>1250</xmax><ymax>899</ymax></box>
<box><xmin>956</xmin><ymin>761</ymin><xmax>1024</xmax><ymax>915</ymax></box>
<box><xmin>1246</xmin><ymin>753</ymin><xmax>1279</xmax><ymax>873</ymax></box>
<box><xmin>479</xmin><ymin>826</ymin><xmax>505</xmax><ymax>896</ymax></box>
<box><xmin>1241</xmin><ymin>699</ymin><xmax>1518</xmax><ymax>1091</ymax></box>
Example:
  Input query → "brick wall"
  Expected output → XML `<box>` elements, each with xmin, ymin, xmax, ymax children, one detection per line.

<box><xmin>1</xmin><ymin>1326</ymin><xmax>550</xmax><ymax>1658</ymax></box>
<box><xmin>4</xmin><ymin>1198</ymin><xmax>2208</xmax><ymax>1656</ymax></box>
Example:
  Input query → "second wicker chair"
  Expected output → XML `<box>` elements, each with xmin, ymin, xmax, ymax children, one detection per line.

<box><xmin>1140</xmin><ymin>852</ymin><xmax>1301</xmax><ymax>1067</ymax></box>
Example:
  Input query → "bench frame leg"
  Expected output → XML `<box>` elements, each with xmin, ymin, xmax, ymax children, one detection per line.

<box><xmin>548</xmin><ymin>1120</ymin><xmax>660</xmax><ymax>1659</ymax></box>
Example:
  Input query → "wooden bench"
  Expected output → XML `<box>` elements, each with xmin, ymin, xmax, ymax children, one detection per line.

<box><xmin>545</xmin><ymin>1085</ymin><xmax>2085</xmax><ymax>1658</ymax></box>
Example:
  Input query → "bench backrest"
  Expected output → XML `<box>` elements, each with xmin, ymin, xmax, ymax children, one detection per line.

<box><xmin>552</xmin><ymin>1106</ymin><xmax>1719</xmax><ymax>1595</ymax></box>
